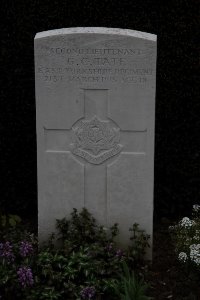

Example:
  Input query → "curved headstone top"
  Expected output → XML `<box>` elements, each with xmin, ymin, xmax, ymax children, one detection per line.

<box><xmin>35</xmin><ymin>27</ymin><xmax>157</xmax><ymax>41</ymax></box>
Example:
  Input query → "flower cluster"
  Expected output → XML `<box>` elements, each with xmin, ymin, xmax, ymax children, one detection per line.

<box><xmin>178</xmin><ymin>252</ymin><xmax>187</xmax><ymax>262</ymax></box>
<box><xmin>115</xmin><ymin>249</ymin><xmax>124</xmax><ymax>259</ymax></box>
<box><xmin>19</xmin><ymin>241</ymin><xmax>33</xmax><ymax>257</ymax></box>
<box><xmin>190</xmin><ymin>244</ymin><xmax>200</xmax><ymax>266</ymax></box>
<box><xmin>0</xmin><ymin>241</ymin><xmax>15</xmax><ymax>262</ymax></box>
<box><xmin>106</xmin><ymin>243</ymin><xmax>113</xmax><ymax>252</ymax></box>
<box><xmin>105</xmin><ymin>243</ymin><xmax>124</xmax><ymax>259</ymax></box>
<box><xmin>17</xmin><ymin>266</ymin><xmax>34</xmax><ymax>288</ymax></box>
<box><xmin>80</xmin><ymin>286</ymin><xmax>96</xmax><ymax>299</ymax></box>
<box><xmin>168</xmin><ymin>225</ymin><xmax>175</xmax><ymax>231</ymax></box>
<box><xmin>169</xmin><ymin>205</ymin><xmax>200</xmax><ymax>273</ymax></box>
<box><xmin>193</xmin><ymin>204</ymin><xmax>200</xmax><ymax>213</ymax></box>
<box><xmin>194</xmin><ymin>230</ymin><xmax>200</xmax><ymax>241</ymax></box>
<box><xmin>179</xmin><ymin>217</ymin><xmax>194</xmax><ymax>228</ymax></box>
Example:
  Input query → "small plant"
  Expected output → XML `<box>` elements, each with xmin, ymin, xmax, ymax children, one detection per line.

<box><xmin>0</xmin><ymin>213</ymin><xmax>21</xmax><ymax>230</ymax></box>
<box><xmin>169</xmin><ymin>204</ymin><xmax>200</xmax><ymax>271</ymax></box>
<box><xmin>168</xmin><ymin>202</ymin><xmax>200</xmax><ymax>299</ymax></box>
<box><xmin>168</xmin><ymin>205</ymin><xmax>200</xmax><ymax>297</ymax></box>
<box><xmin>56</xmin><ymin>208</ymin><xmax>119</xmax><ymax>250</ymax></box>
<box><xmin>0</xmin><ymin>208</ymin><xmax>151</xmax><ymax>300</ymax></box>
<box><xmin>112</xmin><ymin>261</ymin><xmax>152</xmax><ymax>300</ymax></box>
<box><xmin>53</xmin><ymin>208</ymin><xmax>125</xmax><ymax>298</ymax></box>
<box><xmin>0</xmin><ymin>235</ymin><xmax>36</xmax><ymax>299</ymax></box>
<box><xmin>127</xmin><ymin>223</ymin><xmax>150</xmax><ymax>268</ymax></box>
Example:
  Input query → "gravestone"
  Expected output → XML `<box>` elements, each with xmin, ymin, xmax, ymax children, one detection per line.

<box><xmin>34</xmin><ymin>27</ymin><xmax>157</xmax><ymax>257</ymax></box>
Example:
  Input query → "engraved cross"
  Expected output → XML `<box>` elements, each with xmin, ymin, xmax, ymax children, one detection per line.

<box><xmin>45</xmin><ymin>89</ymin><xmax>146</xmax><ymax>225</ymax></box>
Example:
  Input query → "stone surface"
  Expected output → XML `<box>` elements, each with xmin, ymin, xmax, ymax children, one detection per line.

<box><xmin>34</xmin><ymin>27</ymin><xmax>157</xmax><ymax>257</ymax></box>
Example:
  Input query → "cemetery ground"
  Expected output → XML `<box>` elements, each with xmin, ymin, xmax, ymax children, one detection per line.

<box><xmin>0</xmin><ymin>208</ymin><xmax>200</xmax><ymax>300</ymax></box>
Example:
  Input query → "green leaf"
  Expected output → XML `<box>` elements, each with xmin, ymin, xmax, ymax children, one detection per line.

<box><xmin>12</xmin><ymin>214</ymin><xmax>21</xmax><ymax>223</ymax></box>
<box><xmin>8</xmin><ymin>218</ymin><xmax>16</xmax><ymax>227</ymax></box>
<box><xmin>1</xmin><ymin>215</ymin><xmax>7</xmax><ymax>227</ymax></box>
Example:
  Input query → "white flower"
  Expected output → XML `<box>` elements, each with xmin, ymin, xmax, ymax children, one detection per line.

<box><xmin>190</xmin><ymin>244</ymin><xmax>200</xmax><ymax>266</ymax></box>
<box><xmin>184</xmin><ymin>237</ymin><xmax>192</xmax><ymax>246</ymax></box>
<box><xmin>179</xmin><ymin>217</ymin><xmax>194</xmax><ymax>228</ymax></box>
<box><xmin>189</xmin><ymin>244</ymin><xmax>200</xmax><ymax>251</ymax></box>
<box><xmin>102</xmin><ymin>227</ymin><xmax>108</xmax><ymax>231</ymax></box>
<box><xmin>178</xmin><ymin>252</ymin><xmax>188</xmax><ymax>262</ymax></box>
<box><xmin>168</xmin><ymin>225</ymin><xmax>174</xmax><ymax>231</ymax></box>
<box><xmin>193</xmin><ymin>204</ymin><xmax>200</xmax><ymax>212</ymax></box>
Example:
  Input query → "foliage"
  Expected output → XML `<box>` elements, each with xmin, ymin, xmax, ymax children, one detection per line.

<box><xmin>0</xmin><ymin>232</ymin><xmax>37</xmax><ymax>299</ymax></box>
<box><xmin>0</xmin><ymin>208</ymin><xmax>151</xmax><ymax>300</ymax></box>
<box><xmin>56</xmin><ymin>208</ymin><xmax>119</xmax><ymax>250</ymax></box>
<box><xmin>169</xmin><ymin>204</ymin><xmax>200</xmax><ymax>276</ymax></box>
<box><xmin>0</xmin><ymin>212</ymin><xmax>36</xmax><ymax>299</ymax></box>
<box><xmin>127</xmin><ymin>223</ymin><xmax>150</xmax><ymax>268</ymax></box>
<box><xmin>112</xmin><ymin>261</ymin><xmax>152</xmax><ymax>300</ymax></box>
<box><xmin>0</xmin><ymin>213</ymin><xmax>21</xmax><ymax>231</ymax></box>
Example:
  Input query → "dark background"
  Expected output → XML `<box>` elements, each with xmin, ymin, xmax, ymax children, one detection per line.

<box><xmin>1</xmin><ymin>0</ymin><xmax>199</xmax><ymax>222</ymax></box>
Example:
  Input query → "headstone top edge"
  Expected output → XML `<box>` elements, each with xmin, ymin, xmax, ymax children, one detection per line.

<box><xmin>35</xmin><ymin>27</ymin><xmax>157</xmax><ymax>41</ymax></box>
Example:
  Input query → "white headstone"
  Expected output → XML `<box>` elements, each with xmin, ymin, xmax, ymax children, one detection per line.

<box><xmin>34</xmin><ymin>27</ymin><xmax>157</xmax><ymax>258</ymax></box>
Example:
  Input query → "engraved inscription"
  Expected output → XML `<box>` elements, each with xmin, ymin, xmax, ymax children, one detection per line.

<box><xmin>49</xmin><ymin>48</ymin><xmax>142</xmax><ymax>55</ymax></box>
<box><xmin>36</xmin><ymin>47</ymin><xmax>154</xmax><ymax>84</ymax></box>
<box><xmin>72</xmin><ymin>116</ymin><xmax>122</xmax><ymax>164</ymax></box>
<box><xmin>37</xmin><ymin>66</ymin><xmax>153</xmax><ymax>84</ymax></box>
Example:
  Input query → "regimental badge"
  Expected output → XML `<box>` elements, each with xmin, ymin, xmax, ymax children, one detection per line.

<box><xmin>72</xmin><ymin>116</ymin><xmax>122</xmax><ymax>164</ymax></box>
